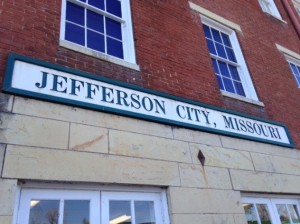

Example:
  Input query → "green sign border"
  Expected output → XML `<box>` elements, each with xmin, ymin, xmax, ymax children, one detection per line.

<box><xmin>3</xmin><ymin>53</ymin><xmax>295</xmax><ymax>148</ymax></box>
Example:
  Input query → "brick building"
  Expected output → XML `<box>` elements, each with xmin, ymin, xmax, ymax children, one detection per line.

<box><xmin>0</xmin><ymin>0</ymin><xmax>300</xmax><ymax>223</ymax></box>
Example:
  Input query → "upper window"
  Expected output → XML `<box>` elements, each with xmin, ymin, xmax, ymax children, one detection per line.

<box><xmin>60</xmin><ymin>0</ymin><xmax>136</xmax><ymax>65</ymax></box>
<box><xmin>293</xmin><ymin>0</ymin><xmax>300</xmax><ymax>16</ymax></box>
<box><xmin>16</xmin><ymin>187</ymin><xmax>169</xmax><ymax>224</ymax></box>
<box><xmin>242</xmin><ymin>196</ymin><xmax>300</xmax><ymax>224</ymax></box>
<box><xmin>201</xmin><ymin>16</ymin><xmax>259</xmax><ymax>101</ymax></box>
<box><xmin>288</xmin><ymin>58</ymin><xmax>300</xmax><ymax>87</ymax></box>
<box><xmin>259</xmin><ymin>0</ymin><xmax>283</xmax><ymax>19</ymax></box>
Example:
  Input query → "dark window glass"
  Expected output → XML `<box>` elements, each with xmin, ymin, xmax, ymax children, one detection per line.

<box><xmin>221</xmin><ymin>33</ymin><xmax>231</xmax><ymax>47</ymax></box>
<box><xmin>215</xmin><ymin>43</ymin><xmax>227</xmax><ymax>59</ymax></box>
<box><xmin>87</xmin><ymin>30</ymin><xmax>105</xmax><ymax>52</ymax></box>
<box><xmin>206</xmin><ymin>39</ymin><xmax>216</xmax><ymax>55</ymax></box>
<box><xmin>65</xmin><ymin>22</ymin><xmax>85</xmax><ymax>45</ymax></box>
<box><xmin>63</xmin><ymin>200</ymin><xmax>90</xmax><ymax>224</ymax></box>
<box><xmin>107</xmin><ymin>0</ymin><xmax>122</xmax><ymax>17</ymax></box>
<box><xmin>234</xmin><ymin>81</ymin><xmax>245</xmax><ymax>96</ymax></box>
<box><xmin>203</xmin><ymin>25</ymin><xmax>212</xmax><ymax>39</ymax></box>
<box><xmin>212</xmin><ymin>58</ymin><xmax>220</xmax><ymax>74</ymax></box>
<box><xmin>219</xmin><ymin>61</ymin><xmax>230</xmax><ymax>78</ymax></box>
<box><xmin>88</xmin><ymin>0</ymin><xmax>104</xmax><ymax>10</ymax></box>
<box><xmin>107</xmin><ymin>37</ymin><xmax>123</xmax><ymax>59</ymax></box>
<box><xmin>216</xmin><ymin>75</ymin><xmax>224</xmax><ymax>90</ymax></box>
<box><xmin>223</xmin><ymin>78</ymin><xmax>235</xmax><ymax>93</ymax></box>
<box><xmin>211</xmin><ymin>28</ymin><xmax>222</xmax><ymax>43</ymax></box>
<box><xmin>106</xmin><ymin>18</ymin><xmax>122</xmax><ymax>40</ymax></box>
<box><xmin>66</xmin><ymin>2</ymin><xmax>84</xmax><ymax>25</ymax></box>
<box><xmin>87</xmin><ymin>10</ymin><xmax>104</xmax><ymax>33</ymax></box>
<box><xmin>79</xmin><ymin>0</ymin><xmax>86</xmax><ymax>2</ymax></box>
<box><xmin>225</xmin><ymin>47</ymin><xmax>236</xmax><ymax>62</ymax></box>
<box><xmin>296</xmin><ymin>76</ymin><xmax>300</xmax><ymax>85</ymax></box>
<box><xmin>228</xmin><ymin>65</ymin><xmax>240</xmax><ymax>81</ymax></box>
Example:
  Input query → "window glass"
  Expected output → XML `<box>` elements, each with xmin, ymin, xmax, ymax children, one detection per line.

<box><xmin>63</xmin><ymin>200</ymin><xmax>90</xmax><ymax>224</ymax></box>
<box><xmin>109</xmin><ymin>200</ymin><xmax>132</xmax><ymax>224</ymax></box>
<box><xmin>257</xmin><ymin>204</ymin><xmax>272</xmax><ymax>224</ymax></box>
<box><xmin>288</xmin><ymin>62</ymin><xmax>300</xmax><ymax>87</ymax></box>
<box><xmin>29</xmin><ymin>200</ymin><xmax>60</xmax><ymax>224</ymax></box>
<box><xmin>203</xmin><ymin>23</ymin><xmax>246</xmax><ymax>97</ymax></box>
<box><xmin>243</xmin><ymin>203</ymin><xmax>260</xmax><ymax>224</ymax></box>
<box><xmin>61</xmin><ymin>0</ymin><xmax>135</xmax><ymax>63</ymax></box>
<box><xmin>134</xmin><ymin>201</ymin><xmax>156</xmax><ymax>224</ymax></box>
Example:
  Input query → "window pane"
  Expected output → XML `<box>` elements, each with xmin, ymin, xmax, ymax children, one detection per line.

<box><xmin>206</xmin><ymin>39</ymin><xmax>216</xmax><ymax>55</ymax></box>
<box><xmin>203</xmin><ymin>24</ymin><xmax>212</xmax><ymax>39</ymax></box>
<box><xmin>109</xmin><ymin>200</ymin><xmax>132</xmax><ymax>224</ymax></box>
<box><xmin>87</xmin><ymin>30</ymin><xmax>105</xmax><ymax>52</ymax></box>
<box><xmin>243</xmin><ymin>203</ymin><xmax>260</xmax><ymax>224</ymax></box>
<box><xmin>66</xmin><ymin>2</ymin><xmax>84</xmax><ymax>25</ymax></box>
<box><xmin>107</xmin><ymin>37</ymin><xmax>123</xmax><ymax>59</ymax></box>
<box><xmin>221</xmin><ymin>33</ymin><xmax>231</xmax><ymax>47</ymax></box>
<box><xmin>88</xmin><ymin>0</ymin><xmax>104</xmax><ymax>10</ymax></box>
<box><xmin>228</xmin><ymin>65</ymin><xmax>240</xmax><ymax>81</ymax></box>
<box><xmin>216</xmin><ymin>75</ymin><xmax>225</xmax><ymax>90</ymax></box>
<box><xmin>257</xmin><ymin>204</ymin><xmax>272</xmax><ymax>224</ymax></box>
<box><xmin>29</xmin><ymin>200</ymin><xmax>59</xmax><ymax>224</ymax></box>
<box><xmin>290</xmin><ymin>63</ymin><xmax>299</xmax><ymax>75</ymax></box>
<box><xmin>106</xmin><ymin>18</ymin><xmax>122</xmax><ymax>40</ymax></box>
<box><xmin>134</xmin><ymin>201</ymin><xmax>156</xmax><ymax>224</ymax></box>
<box><xmin>287</xmin><ymin>204</ymin><xmax>300</xmax><ymax>223</ymax></box>
<box><xmin>65</xmin><ymin>22</ymin><xmax>85</xmax><ymax>46</ymax></box>
<box><xmin>212</xmin><ymin>58</ymin><xmax>220</xmax><ymax>74</ymax></box>
<box><xmin>107</xmin><ymin>0</ymin><xmax>122</xmax><ymax>17</ymax></box>
<box><xmin>218</xmin><ymin>61</ymin><xmax>230</xmax><ymax>78</ymax></box>
<box><xmin>234</xmin><ymin>81</ymin><xmax>245</xmax><ymax>96</ymax></box>
<box><xmin>63</xmin><ymin>200</ymin><xmax>90</xmax><ymax>224</ymax></box>
<box><xmin>225</xmin><ymin>47</ymin><xmax>236</xmax><ymax>62</ymax></box>
<box><xmin>223</xmin><ymin>77</ymin><xmax>235</xmax><ymax>93</ymax></box>
<box><xmin>215</xmin><ymin>42</ymin><xmax>227</xmax><ymax>59</ymax></box>
<box><xmin>211</xmin><ymin>28</ymin><xmax>222</xmax><ymax>43</ymax></box>
<box><xmin>87</xmin><ymin>10</ymin><xmax>104</xmax><ymax>33</ymax></box>
<box><xmin>276</xmin><ymin>204</ymin><xmax>291</xmax><ymax>224</ymax></box>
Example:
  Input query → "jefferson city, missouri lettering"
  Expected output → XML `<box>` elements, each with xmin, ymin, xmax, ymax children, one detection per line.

<box><xmin>222</xmin><ymin>115</ymin><xmax>282</xmax><ymax>139</ymax></box>
<box><xmin>36</xmin><ymin>71</ymin><xmax>166</xmax><ymax>114</ymax></box>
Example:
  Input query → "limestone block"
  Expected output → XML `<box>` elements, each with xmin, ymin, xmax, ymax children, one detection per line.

<box><xmin>69</xmin><ymin>123</ymin><xmax>108</xmax><ymax>153</ymax></box>
<box><xmin>3</xmin><ymin>145</ymin><xmax>180</xmax><ymax>186</ymax></box>
<box><xmin>0</xmin><ymin>93</ymin><xmax>14</xmax><ymax>112</ymax></box>
<box><xmin>12</xmin><ymin>97</ymin><xmax>173</xmax><ymax>138</ymax></box>
<box><xmin>221</xmin><ymin>136</ymin><xmax>298</xmax><ymax>159</ymax></box>
<box><xmin>251</xmin><ymin>153</ymin><xmax>300</xmax><ymax>175</ymax></box>
<box><xmin>172</xmin><ymin>127</ymin><xmax>222</xmax><ymax>146</ymax></box>
<box><xmin>172</xmin><ymin>214</ymin><xmax>236</xmax><ymax>224</ymax></box>
<box><xmin>109</xmin><ymin>130</ymin><xmax>191</xmax><ymax>163</ymax></box>
<box><xmin>0</xmin><ymin>216</ymin><xmax>13</xmax><ymax>224</ymax></box>
<box><xmin>0</xmin><ymin>113</ymin><xmax>69</xmax><ymax>149</ymax></box>
<box><xmin>190</xmin><ymin>144</ymin><xmax>254</xmax><ymax>170</ymax></box>
<box><xmin>179</xmin><ymin>164</ymin><xmax>232</xmax><ymax>189</ymax></box>
<box><xmin>230</xmin><ymin>169</ymin><xmax>300</xmax><ymax>193</ymax></box>
<box><xmin>234</xmin><ymin>214</ymin><xmax>248</xmax><ymax>224</ymax></box>
<box><xmin>0</xmin><ymin>144</ymin><xmax>5</xmax><ymax>175</ymax></box>
<box><xmin>169</xmin><ymin>187</ymin><xmax>244</xmax><ymax>214</ymax></box>
<box><xmin>0</xmin><ymin>179</ymin><xmax>17</xmax><ymax>215</ymax></box>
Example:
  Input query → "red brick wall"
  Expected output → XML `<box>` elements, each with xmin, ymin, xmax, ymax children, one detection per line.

<box><xmin>0</xmin><ymin>0</ymin><xmax>299</xmax><ymax>147</ymax></box>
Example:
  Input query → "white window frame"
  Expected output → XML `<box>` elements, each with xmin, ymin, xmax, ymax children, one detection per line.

<box><xmin>276</xmin><ymin>44</ymin><xmax>300</xmax><ymax>88</ymax></box>
<box><xmin>15</xmin><ymin>184</ymin><xmax>170</xmax><ymax>224</ymax></box>
<box><xmin>293</xmin><ymin>0</ymin><xmax>300</xmax><ymax>16</ymax></box>
<box><xmin>201</xmin><ymin>16</ymin><xmax>260</xmax><ymax>104</ymax></box>
<box><xmin>259</xmin><ymin>0</ymin><xmax>283</xmax><ymax>20</ymax></box>
<box><xmin>59</xmin><ymin>0</ymin><xmax>139</xmax><ymax>71</ymax></box>
<box><xmin>242</xmin><ymin>196</ymin><xmax>300</xmax><ymax>224</ymax></box>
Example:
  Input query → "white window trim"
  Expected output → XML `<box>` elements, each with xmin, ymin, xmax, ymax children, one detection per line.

<box><xmin>293</xmin><ymin>0</ymin><xmax>300</xmax><ymax>15</ymax></box>
<box><xmin>59</xmin><ymin>0</ymin><xmax>139</xmax><ymax>71</ymax></box>
<box><xmin>14</xmin><ymin>183</ymin><xmax>170</xmax><ymax>224</ymax></box>
<box><xmin>276</xmin><ymin>44</ymin><xmax>300</xmax><ymax>88</ymax></box>
<box><xmin>201</xmin><ymin>16</ymin><xmax>261</xmax><ymax>103</ymax></box>
<box><xmin>258</xmin><ymin>0</ymin><xmax>287</xmax><ymax>23</ymax></box>
<box><xmin>242</xmin><ymin>195</ymin><xmax>300</xmax><ymax>224</ymax></box>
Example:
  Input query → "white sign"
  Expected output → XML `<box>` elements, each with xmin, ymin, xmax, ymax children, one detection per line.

<box><xmin>4</xmin><ymin>57</ymin><xmax>293</xmax><ymax>147</ymax></box>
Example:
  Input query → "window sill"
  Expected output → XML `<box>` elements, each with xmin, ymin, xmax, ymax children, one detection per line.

<box><xmin>221</xmin><ymin>90</ymin><xmax>265</xmax><ymax>107</ymax></box>
<box><xmin>59</xmin><ymin>40</ymin><xmax>140</xmax><ymax>71</ymax></box>
<box><xmin>264</xmin><ymin>12</ymin><xmax>287</xmax><ymax>24</ymax></box>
